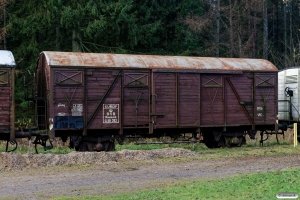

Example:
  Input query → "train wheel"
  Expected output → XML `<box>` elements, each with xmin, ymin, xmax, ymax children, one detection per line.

<box><xmin>203</xmin><ymin>132</ymin><xmax>218</xmax><ymax>148</ymax></box>
<box><xmin>102</xmin><ymin>141</ymin><xmax>115</xmax><ymax>151</ymax></box>
<box><xmin>225</xmin><ymin>136</ymin><xmax>245</xmax><ymax>147</ymax></box>
<box><xmin>236</xmin><ymin>136</ymin><xmax>246</xmax><ymax>147</ymax></box>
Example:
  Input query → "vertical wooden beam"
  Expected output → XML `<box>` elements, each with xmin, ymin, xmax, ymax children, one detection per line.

<box><xmin>149</xmin><ymin>71</ymin><xmax>155</xmax><ymax>134</ymax></box>
<box><xmin>48</xmin><ymin>66</ymin><xmax>55</xmax><ymax>139</ymax></box>
<box><xmin>252</xmin><ymin>72</ymin><xmax>255</xmax><ymax>130</ymax></box>
<box><xmin>120</xmin><ymin>70</ymin><xmax>123</xmax><ymax>135</ymax></box>
<box><xmin>83</xmin><ymin>68</ymin><xmax>87</xmax><ymax>136</ymax></box>
<box><xmin>10</xmin><ymin>68</ymin><xmax>15</xmax><ymax>141</ymax></box>
<box><xmin>199</xmin><ymin>74</ymin><xmax>201</xmax><ymax>127</ymax></box>
<box><xmin>223</xmin><ymin>76</ymin><xmax>226</xmax><ymax>131</ymax></box>
<box><xmin>176</xmin><ymin>73</ymin><xmax>178</xmax><ymax>126</ymax></box>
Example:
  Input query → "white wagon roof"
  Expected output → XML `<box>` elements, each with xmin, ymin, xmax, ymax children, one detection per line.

<box><xmin>0</xmin><ymin>50</ymin><xmax>15</xmax><ymax>67</ymax></box>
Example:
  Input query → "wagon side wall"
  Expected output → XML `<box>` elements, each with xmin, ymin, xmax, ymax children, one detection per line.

<box><xmin>49</xmin><ymin>67</ymin><xmax>153</xmax><ymax>138</ymax></box>
<box><xmin>253</xmin><ymin>72</ymin><xmax>278</xmax><ymax>127</ymax></box>
<box><xmin>153</xmin><ymin>70</ymin><xmax>278</xmax><ymax>133</ymax></box>
<box><xmin>0</xmin><ymin>67</ymin><xmax>14</xmax><ymax>141</ymax></box>
<box><xmin>37</xmin><ymin>51</ymin><xmax>278</xmax><ymax>140</ymax></box>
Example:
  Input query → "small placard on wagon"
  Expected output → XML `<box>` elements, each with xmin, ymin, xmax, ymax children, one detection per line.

<box><xmin>72</xmin><ymin>104</ymin><xmax>83</xmax><ymax>116</ymax></box>
<box><xmin>103</xmin><ymin>104</ymin><xmax>119</xmax><ymax>123</ymax></box>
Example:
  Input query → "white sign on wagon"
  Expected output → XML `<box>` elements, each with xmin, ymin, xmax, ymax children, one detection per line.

<box><xmin>72</xmin><ymin>104</ymin><xmax>83</xmax><ymax>116</ymax></box>
<box><xmin>103</xmin><ymin>104</ymin><xmax>119</xmax><ymax>123</ymax></box>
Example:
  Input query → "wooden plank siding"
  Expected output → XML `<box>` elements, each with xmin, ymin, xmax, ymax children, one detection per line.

<box><xmin>0</xmin><ymin>51</ymin><xmax>15</xmax><ymax>141</ymax></box>
<box><xmin>253</xmin><ymin>73</ymin><xmax>277</xmax><ymax>125</ymax></box>
<box><xmin>123</xmin><ymin>70</ymin><xmax>150</xmax><ymax>127</ymax></box>
<box><xmin>0</xmin><ymin>69</ymin><xmax>14</xmax><ymax>141</ymax></box>
<box><xmin>200</xmin><ymin>75</ymin><xmax>224</xmax><ymax>126</ymax></box>
<box><xmin>0</xmin><ymin>86</ymin><xmax>11</xmax><ymax>126</ymax></box>
<box><xmin>85</xmin><ymin>69</ymin><xmax>121</xmax><ymax>129</ymax></box>
<box><xmin>225</xmin><ymin>73</ymin><xmax>253</xmax><ymax>126</ymax></box>
<box><xmin>35</xmin><ymin>52</ymin><xmax>280</xmax><ymax>141</ymax></box>
<box><xmin>178</xmin><ymin>74</ymin><xmax>200</xmax><ymax>126</ymax></box>
<box><xmin>50</xmin><ymin>68</ymin><xmax>278</xmax><ymax>135</ymax></box>
<box><xmin>153</xmin><ymin>73</ymin><xmax>176</xmax><ymax>127</ymax></box>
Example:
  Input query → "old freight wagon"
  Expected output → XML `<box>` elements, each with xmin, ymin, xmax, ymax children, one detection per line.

<box><xmin>278</xmin><ymin>67</ymin><xmax>300</xmax><ymax>142</ymax></box>
<box><xmin>34</xmin><ymin>52</ymin><xmax>278</xmax><ymax>150</ymax></box>
<box><xmin>0</xmin><ymin>50</ymin><xmax>15</xmax><ymax>142</ymax></box>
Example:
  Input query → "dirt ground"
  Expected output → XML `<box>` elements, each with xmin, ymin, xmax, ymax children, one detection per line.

<box><xmin>0</xmin><ymin>147</ymin><xmax>300</xmax><ymax>200</ymax></box>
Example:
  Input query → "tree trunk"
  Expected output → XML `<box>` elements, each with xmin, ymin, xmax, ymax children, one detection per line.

<box><xmin>229</xmin><ymin>0</ymin><xmax>233</xmax><ymax>57</ymax></box>
<box><xmin>56</xmin><ymin>13</ymin><xmax>60</xmax><ymax>51</ymax></box>
<box><xmin>72</xmin><ymin>30</ymin><xmax>81</xmax><ymax>52</ymax></box>
<box><xmin>213</xmin><ymin>0</ymin><xmax>220</xmax><ymax>57</ymax></box>
<box><xmin>237</xmin><ymin>6</ymin><xmax>242</xmax><ymax>57</ymax></box>
<box><xmin>284</xmin><ymin>2</ymin><xmax>287</xmax><ymax>68</ymax></box>
<box><xmin>263</xmin><ymin>0</ymin><xmax>268</xmax><ymax>60</ymax></box>
<box><xmin>253</xmin><ymin>7</ymin><xmax>257</xmax><ymax>58</ymax></box>
<box><xmin>3</xmin><ymin>4</ymin><xmax>6</xmax><ymax>49</ymax></box>
<box><xmin>289</xmin><ymin>1</ymin><xmax>293</xmax><ymax>65</ymax></box>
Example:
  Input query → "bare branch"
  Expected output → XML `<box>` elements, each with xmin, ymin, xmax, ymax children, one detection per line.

<box><xmin>0</xmin><ymin>0</ymin><xmax>14</xmax><ymax>42</ymax></box>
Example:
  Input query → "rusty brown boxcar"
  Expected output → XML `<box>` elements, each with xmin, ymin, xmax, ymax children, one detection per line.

<box><xmin>34</xmin><ymin>51</ymin><xmax>278</xmax><ymax>150</ymax></box>
<box><xmin>0</xmin><ymin>50</ymin><xmax>15</xmax><ymax>142</ymax></box>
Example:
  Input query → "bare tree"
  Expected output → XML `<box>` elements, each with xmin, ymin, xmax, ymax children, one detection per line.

<box><xmin>182</xmin><ymin>0</ymin><xmax>273</xmax><ymax>60</ymax></box>
<box><xmin>283</xmin><ymin>1</ymin><xmax>288</xmax><ymax>67</ymax></box>
<box><xmin>229</xmin><ymin>0</ymin><xmax>233</xmax><ymax>57</ymax></box>
<box><xmin>0</xmin><ymin>0</ymin><xmax>13</xmax><ymax>49</ymax></box>
<box><xmin>223</xmin><ymin>0</ymin><xmax>263</xmax><ymax>58</ymax></box>
<box><xmin>212</xmin><ymin>0</ymin><xmax>220</xmax><ymax>57</ymax></box>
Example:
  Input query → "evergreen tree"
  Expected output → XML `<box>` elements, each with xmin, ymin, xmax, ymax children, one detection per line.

<box><xmin>0</xmin><ymin>0</ymin><xmax>14</xmax><ymax>49</ymax></box>
<box><xmin>6</xmin><ymin>0</ymin><xmax>205</xmax><ymax>120</ymax></box>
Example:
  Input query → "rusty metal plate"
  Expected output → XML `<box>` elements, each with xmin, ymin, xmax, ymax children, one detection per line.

<box><xmin>41</xmin><ymin>51</ymin><xmax>278</xmax><ymax>72</ymax></box>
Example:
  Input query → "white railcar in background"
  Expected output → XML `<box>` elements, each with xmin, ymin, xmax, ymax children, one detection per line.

<box><xmin>278</xmin><ymin>67</ymin><xmax>300</xmax><ymax>142</ymax></box>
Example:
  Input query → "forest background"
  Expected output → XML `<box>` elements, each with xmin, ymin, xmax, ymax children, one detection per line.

<box><xmin>0</xmin><ymin>0</ymin><xmax>300</xmax><ymax>121</ymax></box>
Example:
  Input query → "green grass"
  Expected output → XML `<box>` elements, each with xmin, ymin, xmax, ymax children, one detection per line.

<box><xmin>0</xmin><ymin>140</ymin><xmax>74</xmax><ymax>154</ymax></box>
<box><xmin>0</xmin><ymin>129</ymin><xmax>299</xmax><ymax>157</ymax></box>
<box><xmin>51</xmin><ymin>167</ymin><xmax>300</xmax><ymax>200</ymax></box>
<box><xmin>115</xmin><ymin>142</ymin><xmax>206</xmax><ymax>151</ymax></box>
<box><xmin>116</xmin><ymin>141</ymin><xmax>300</xmax><ymax>159</ymax></box>
<box><xmin>1</xmin><ymin>138</ymin><xmax>300</xmax><ymax>159</ymax></box>
<box><xmin>1</xmin><ymin>136</ymin><xmax>300</xmax><ymax>200</ymax></box>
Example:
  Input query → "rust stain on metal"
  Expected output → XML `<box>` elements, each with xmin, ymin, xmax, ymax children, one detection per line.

<box><xmin>42</xmin><ymin>51</ymin><xmax>278</xmax><ymax>72</ymax></box>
